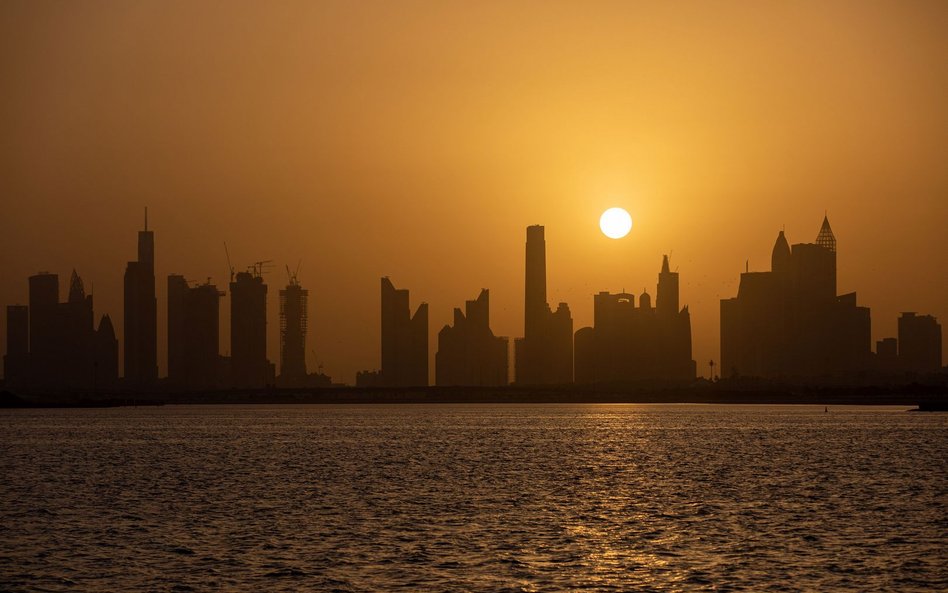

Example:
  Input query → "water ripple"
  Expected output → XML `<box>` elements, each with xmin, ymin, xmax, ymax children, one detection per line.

<box><xmin>1</xmin><ymin>404</ymin><xmax>946</xmax><ymax>592</ymax></box>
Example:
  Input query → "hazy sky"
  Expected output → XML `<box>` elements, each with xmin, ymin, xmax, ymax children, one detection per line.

<box><xmin>2</xmin><ymin>0</ymin><xmax>946</xmax><ymax>382</ymax></box>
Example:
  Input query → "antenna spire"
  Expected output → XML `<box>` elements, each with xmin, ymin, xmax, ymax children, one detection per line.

<box><xmin>144</xmin><ymin>207</ymin><xmax>148</xmax><ymax>231</ymax></box>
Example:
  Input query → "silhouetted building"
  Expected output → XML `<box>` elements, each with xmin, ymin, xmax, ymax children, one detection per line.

<box><xmin>28</xmin><ymin>272</ymin><xmax>59</xmax><ymax>385</ymax></box>
<box><xmin>574</xmin><ymin>255</ymin><xmax>695</xmax><ymax>384</ymax></box>
<box><xmin>94</xmin><ymin>314</ymin><xmax>119</xmax><ymax>390</ymax></box>
<box><xmin>4</xmin><ymin>305</ymin><xmax>29</xmax><ymax>389</ymax></box>
<box><xmin>380</xmin><ymin>277</ymin><xmax>428</xmax><ymax>386</ymax></box>
<box><xmin>720</xmin><ymin>216</ymin><xmax>871</xmax><ymax>379</ymax></box>
<box><xmin>436</xmin><ymin>289</ymin><xmax>508</xmax><ymax>386</ymax></box>
<box><xmin>230</xmin><ymin>270</ymin><xmax>272</xmax><ymax>388</ymax></box>
<box><xmin>167</xmin><ymin>274</ymin><xmax>189</xmax><ymax>384</ymax></box>
<box><xmin>279</xmin><ymin>274</ymin><xmax>308</xmax><ymax>387</ymax></box>
<box><xmin>515</xmin><ymin>225</ymin><xmax>573</xmax><ymax>384</ymax></box>
<box><xmin>186</xmin><ymin>282</ymin><xmax>223</xmax><ymax>388</ymax></box>
<box><xmin>124</xmin><ymin>211</ymin><xmax>157</xmax><ymax>386</ymax></box>
<box><xmin>168</xmin><ymin>274</ymin><xmax>224</xmax><ymax>390</ymax></box>
<box><xmin>13</xmin><ymin>270</ymin><xmax>116</xmax><ymax>391</ymax></box>
<box><xmin>61</xmin><ymin>270</ymin><xmax>95</xmax><ymax>388</ymax></box>
<box><xmin>898</xmin><ymin>313</ymin><xmax>942</xmax><ymax>373</ymax></box>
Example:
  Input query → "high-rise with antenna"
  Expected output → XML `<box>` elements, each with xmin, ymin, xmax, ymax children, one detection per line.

<box><xmin>123</xmin><ymin>208</ymin><xmax>157</xmax><ymax>385</ymax></box>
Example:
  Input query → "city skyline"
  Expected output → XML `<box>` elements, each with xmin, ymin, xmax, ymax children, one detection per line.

<box><xmin>1</xmin><ymin>2</ymin><xmax>946</xmax><ymax>384</ymax></box>
<box><xmin>1</xmin><ymin>213</ymin><xmax>943</xmax><ymax>389</ymax></box>
<box><xmin>3</xmin><ymin>5</ymin><xmax>946</xmax><ymax>593</ymax></box>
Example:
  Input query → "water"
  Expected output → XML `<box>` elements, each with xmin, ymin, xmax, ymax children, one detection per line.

<box><xmin>1</xmin><ymin>404</ymin><xmax>946</xmax><ymax>592</ymax></box>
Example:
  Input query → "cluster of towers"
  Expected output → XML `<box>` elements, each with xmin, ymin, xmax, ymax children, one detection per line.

<box><xmin>356</xmin><ymin>224</ymin><xmax>696</xmax><ymax>387</ymax></box>
<box><xmin>3</xmin><ymin>212</ymin><xmax>327</xmax><ymax>393</ymax></box>
<box><xmin>2</xmin><ymin>213</ymin><xmax>943</xmax><ymax>393</ymax></box>
<box><xmin>4</xmin><ymin>271</ymin><xmax>118</xmax><ymax>391</ymax></box>
<box><xmin>720</xmin><ymin>217</ymin><xmax>942</xmax><ymax>380</ymax></box>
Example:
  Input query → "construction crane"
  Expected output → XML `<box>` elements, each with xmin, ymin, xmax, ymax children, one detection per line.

<box><xmin>249</xmin><ymin>260</ymin><xmax>274</xmax><ymax>278</ymax></box>
<box><xmin>224</xmin><ymin>242</ymin><xmax>235</xmax><ymax>283</ymax></box>
<box><xmin>285</xmin><ymin>260</ymin><xmax>302</xmax><ymax>286</ymax></box>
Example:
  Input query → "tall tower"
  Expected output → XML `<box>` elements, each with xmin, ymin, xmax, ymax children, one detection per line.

<box><xmin>124</xmin><ymin>209</ymin><xmax>157</xmax><ymax>386</ymax></box>
<box><xmin>94</xmin><ymin>314</ymin><xmax>119</xmax><ymax>390</ymax></box>
<box><xmin>230</xmin><ymin>270</ymin><xmax>269</xmax><ymax>388</ymax></box>
<box><xmin>524</xmin><ymin>225</ymin><xmax>548</xmax><ymax>339</ymax></box>
<box><xmin>515</xmin><ymin>225</ymin><xmax>573</xmax><ymax>384</ymax></box>
<box><xmin>279</xmin><ymin>273</ymin><xmax>308</xmax><ymax>386</ymax></box>
<box><xmin>185</xmin><ymin>282</ymin><xmax>223</xmax><ymax>389</ymax></box>
<box><xmin>61</xmin><ymin>270</ymin><xmax>95</xmax><ymax>388</ymax></box>
<box><xmin>169</xmin><ymin>274</ymin><xmax>222</xmax><ymax>389</ymax></box>
<box><xmin>28</xmin><ymin>273</ymin><xmax>59</xmax><ymax>378</ymax></box>
<box><xmin>380</xmin><ymin>277</ymin><xmax>428</xmax><ymax>386</ymax></box>
<box><xmin>656</xmin><ymin>254</ymin><xmax>679</xmax><ymax>317</ymax></box>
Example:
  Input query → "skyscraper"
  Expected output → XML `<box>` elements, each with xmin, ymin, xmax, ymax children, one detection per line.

<box><xmin>61</xmin><ymin>270</ymin><xmax>95</xmax><ymax>388</ymax></box>
<box><xmin>185</xmin><ymin>282</ymin><xmax>223</xmax><ymax>389</ymax></box>
<box><xmin>93</xmin><ymin>314</ymin><xmax>119</xmax><ymax>390</ymax></box>
<box><xmin>515</xmin><ymin>225</ymin><xmax>573</xmax><ymax>384</ymax></box>
<box><xmin>380</xmin><ymin>277</ymin><xmax>427</xmax><ymax>386</ymax></box>
<box><xmin>720</xmin><ymin>216</ymin><xmax>871</xmax><ymax>379</ymax></box>
<box><xmin>230</xmin><ymin>270</ymin><xmax>271</xmax><ymax>388</ymax></box>
<box><xmin>169</xmin><ymin>274</ymin><xmax>224</xmax><ymax>389</ymax></box>
<box><xmin>436</xmin><ymin>289</ymin><xmax>508</xmax><ymax>386</ymax></box>
<box><xmin>28</xmin><ymin>272</ymin><xmax>58</xmax><ymax>384</ymax></box>
<box><xmin>279</xmin><ymin>273</ymin><xmax>308</xmax><ymax>387</ymax></box>
<box><xmin>124</xmin><ymin>211</ymin><xmax>157</xmax><ymax>386</ymax></box>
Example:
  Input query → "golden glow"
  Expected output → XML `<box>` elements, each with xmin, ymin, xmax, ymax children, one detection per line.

<box><xmin>599</xmin><ymin>208</ymin><xmax>633</xmax><ymax>239</ymax></box>
<box><xmin>0</xmin><ymin>2</ymin><xmax>946</xmax><ymax>381</ymax></box>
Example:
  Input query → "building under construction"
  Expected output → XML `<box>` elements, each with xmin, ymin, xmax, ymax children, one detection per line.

<box><xmin>279</xmin><ymin>268</ymin><xmax>309</xmax><ymax>387</ymax></box>
<box><xmin>230</xmin><ymin>262</ymin><xmax>273</xmax><ymax>389</ymax></box>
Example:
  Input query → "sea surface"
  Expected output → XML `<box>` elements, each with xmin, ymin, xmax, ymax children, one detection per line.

<box><xmin>1</xmin><ymin>404</ymin><xmax>946</xmax><ymax>592</ymax></box>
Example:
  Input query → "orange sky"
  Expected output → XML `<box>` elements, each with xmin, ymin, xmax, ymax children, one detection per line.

<box><xmin>1</xmin><ymin>0</ymin><xmax>946</xmax><ymax>382</ymax></box>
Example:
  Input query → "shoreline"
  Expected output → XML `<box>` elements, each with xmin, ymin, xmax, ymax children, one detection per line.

<box><xmin>3</xmin><ymin>383</ymin><xmax>946</xmax><ymax>408</ymax></box>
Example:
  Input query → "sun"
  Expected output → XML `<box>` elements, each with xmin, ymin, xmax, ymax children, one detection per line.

<box><xmin>599</xmin><ymin>207</ymin><xmax>632</xmax><ymax>239</ymax></box>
